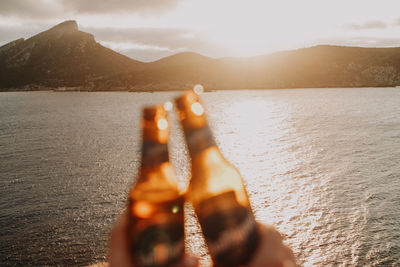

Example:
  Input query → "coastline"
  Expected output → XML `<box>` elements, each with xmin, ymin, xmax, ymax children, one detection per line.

<box><xmin>0</xmin><ymin>85</ymin><xmax>399</xmax><ymax>93</ymax></box>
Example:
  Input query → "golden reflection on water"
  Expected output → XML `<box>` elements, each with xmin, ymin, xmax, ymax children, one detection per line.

<box><xmin>208</xmin><ymin>96</ymin><xmax>315</xmax><ymax>266</ymax></box>
<box><xmin>3</xmin><ymin>89</ymin><xmax>398</xmax><ymax>266</ymax></box>
<box><xmin>177</xmin><ymin>89</ymin><xmax>400</xmax><ymax>266</ymax></box>
<box><xmin>181</xmin><ymin>94</ymin><xmax>339</xmax><ymax>266</ymax></box>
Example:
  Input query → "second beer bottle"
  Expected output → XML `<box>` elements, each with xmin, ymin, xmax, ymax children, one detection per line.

<box><xmin>127</xmin><ymin>106</ymin><xmax>185</xmax><ymax>267</ymax></box>
<box><xmin>175</xmin><ymin>91</ymin><xmax>260</xmax><ymax>267</ymax></box>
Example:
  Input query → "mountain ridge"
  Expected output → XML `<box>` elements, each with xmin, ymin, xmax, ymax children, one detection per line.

<box><xmin>1</xmin><ymin>20</ymin><xmax>400</xmax><ymax>91</ymax></box>
<box><xmin>0</xmin><ymin>20</ymin><xmax>142</xmax><ymax>90</ymax></box>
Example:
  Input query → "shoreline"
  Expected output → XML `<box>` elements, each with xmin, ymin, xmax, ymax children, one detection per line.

<box><xmin>0</xmin><ymin>85</ymin><xmax>399</xmax><ymax>93</ymax></box>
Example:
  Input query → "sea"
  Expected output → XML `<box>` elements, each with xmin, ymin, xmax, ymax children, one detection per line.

<box><xmin>0</xmin><ymin>88</ymin><xmax>399</xmax><ymax>266</ymax></box>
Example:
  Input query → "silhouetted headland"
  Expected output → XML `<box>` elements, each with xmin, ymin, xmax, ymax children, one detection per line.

<box><xmin>1</xmin><ymin>20</ymin><xmax>400</xmax><ymax>91</ymax></box>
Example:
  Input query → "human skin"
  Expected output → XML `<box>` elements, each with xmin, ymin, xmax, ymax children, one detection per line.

<box><xmin>108</xmin><ymin>210</ymin><xmax>296</xmax><ymax>267</ymax></box>
<box><xmin>108</xmin><ymin>210</ymin><xmax>199</xmax><ymax>267</ymax></box>
<box><xmin>247</xmin><ymin>224</ymin><xmax>297</xmax><ymax>267</ymax></box>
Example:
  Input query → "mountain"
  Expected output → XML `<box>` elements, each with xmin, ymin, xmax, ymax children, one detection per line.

<box><xmin>94</xmin><ymin>46</ymin><xmax>400</xmax><ymax>90</ymax></box>
<box><xmin>0</xmin><ymin>20</ymin><xmax>142</xmax><ymax>90</ymax></box>
<box><xmin>1</xmin><ymin>20</ymin><xmax>400</xmax><ymax>91</ymax></box>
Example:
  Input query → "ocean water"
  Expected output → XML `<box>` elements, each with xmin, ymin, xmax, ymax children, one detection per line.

<box><xmin>0</xmin><ymin>88</ymin><xmax>399</xmax><ymax>266</ymax></box>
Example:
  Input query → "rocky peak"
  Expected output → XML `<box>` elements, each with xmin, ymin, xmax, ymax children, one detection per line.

<box><xmin>49</xmin><ymin>20</ymin><xmax>79</xmax><ymax>33</ymax></box>
<box><xmin>0</xmin><ymin>20</ymin><xmax>142</xmax><ymax>89</ymax></box>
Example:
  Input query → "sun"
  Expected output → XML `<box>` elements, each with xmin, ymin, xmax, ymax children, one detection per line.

<box><xmin>73</xmin><ymin>0</ymin><xmax>400</xmax><ymax>61</ymax></box>
<box><xmin>194</xmin><ymin>0</ymin><xmax>279</xmax><ymax>57</ymax></box>
<box><xmin>174</xmin><ymin>0</ymin><xmax>323</xmax><ymax>57</ymax></box>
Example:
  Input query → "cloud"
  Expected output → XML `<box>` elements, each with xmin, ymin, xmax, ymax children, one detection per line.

<box><xmin>83</xmin><ymin>27</ymin><xmax>210</xmax><ymax>51</ymax></box>
<box><xmin>63</xmin><ymin>0</ymin><xmax>180</xmax><ymax>15</ymax></box>
<box><xmin>93</xmin><ymin>26</ymin><xmax>227</xmax><ymax>61</ymax></box>
<box><xmin>0</xmin><ymin>22</ymin><xmax>224</xmax><ymax>61</ymax></box>
<box><xmin>112</xmin><ymin>47</ymin><xmax>178</xmax><ymax>62</ymax></box>
<box><xmin>315</xmin><ymin>36</ymin><xmax>400</xmax><ymax>48</ymax></box>
<box><xmin>344</xmin><ymin>20</ymin><xmax>387</xmax><ymax>30</ymax></box>
<box><xmin>0</xmin><ymin>23</ymin><xmax>52</xmax><ymax>44</ymax></box>
<box><xmin>0</xmin><ymin>0</ymin><xmax>62</xmax><ymax>18</ymax></box>
<box><xmin>83</xmin><ymin>26</ymin><xmax>225</xmax><ymax>60</ymax></box>
<box><xmin>0</xmin><ymin>0</ymin><xmax>180</xmax><ymax>18</ymax></box>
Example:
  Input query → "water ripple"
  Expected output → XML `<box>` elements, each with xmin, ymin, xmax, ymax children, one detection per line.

<box><xmin>1</xmin><ymin>89</ymin><xmax>399</xmax><ymax>266</ymax></box>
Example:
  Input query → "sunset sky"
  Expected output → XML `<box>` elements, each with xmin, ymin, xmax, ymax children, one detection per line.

<box><xmin>1</xmin><ymin>0</ymin><xmax>400</xmax><ymax>62</ymax></box>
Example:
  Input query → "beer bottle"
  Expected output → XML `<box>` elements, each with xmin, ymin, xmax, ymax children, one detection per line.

<box><xmin>128</xmin><ymin>105</ymin><xmax>185</xmax><ymax>267</ymax></box>
<box><xmin>175</xmin><ymin>91</ymin><xmax>259</xmax><ymax>267</ymax></box>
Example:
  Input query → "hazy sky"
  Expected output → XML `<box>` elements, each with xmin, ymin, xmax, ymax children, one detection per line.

<box><xmin>1</xmin><ymin>0</ymin><xmax>400</xmax><ymax>62</ymax></box>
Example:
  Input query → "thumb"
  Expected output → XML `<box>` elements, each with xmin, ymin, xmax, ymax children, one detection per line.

<box><xmin>181</xmin><ymin>255</ymin><xmax>199</xmax><ymax>267</ymax></box>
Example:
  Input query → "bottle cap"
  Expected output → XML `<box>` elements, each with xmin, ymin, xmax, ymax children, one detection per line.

<box><xmin>175</xmin><ymin>90</ymin><xmax>207</xmax><ymax>129</ymax></box>
<box><xmin>141</xmin><ymin>105</ymin><xmax>169</xmax><ymax>144</ymax></box>
<box><xmin>143</xmin><ymin>105</ymin><xmax>167</xmax><ymax>121</ymax></box>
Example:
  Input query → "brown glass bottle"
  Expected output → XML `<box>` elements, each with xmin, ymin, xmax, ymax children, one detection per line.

<box><xmin>128</xmin><ymin>106</ymin><xmax>185</xmax><ymax>267</ymax></box>
<box><xmin>175</xmin><ymin>91</ymin><xmax>259</xmax><ymax>267</ymax></box>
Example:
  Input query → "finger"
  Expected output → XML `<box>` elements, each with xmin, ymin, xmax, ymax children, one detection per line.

<box><xmin>262</xmin><ymin>224</ymin><xmax>283</xmax><ymax>244</ymax></box>
<box><xmin>282</xmin><ymin>245</ymin><xmax>297</xmax><ymax>267</ymax></box>
<box><xmin>108</xmin><ymin>210</ymin><xmax>133</xmax><ymax>267</ymax></box>
<box><xmin>181</xmin><ymin>255</ymin><xmax>199</xmax><ymax>267</ymax></box>
<box><xmin>247</xmin><ymin>223</ymin><xmax>296</xmax><ymax>267</ymax></box>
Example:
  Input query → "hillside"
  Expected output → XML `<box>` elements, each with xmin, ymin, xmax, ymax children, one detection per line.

<box><xmin>92</xmin><ymin>46</ymin><xmax>400</xmax><ymax>91</ymax></box>
<box><xmin>0</xmin><ymin>21</ymin><xmax>142</xmax><ymax>90</ymax></box>
<box><xmin>1</xmin><ymin>20</ymin><xmax>400</xmax><ymax>91</ymax></box>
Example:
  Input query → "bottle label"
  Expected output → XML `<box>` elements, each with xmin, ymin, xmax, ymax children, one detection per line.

<box><xmin>197</xmin><ymin>191</ymin><xmax>259</xmax><ymax>267</ymax></box>
<box><xmin>185</xmin><ymin>126</ymin><xmax>216</xmax><ymax>156</ymax></box>
<box><xmin>141</xmin><ymin>141</ymin><xmax>169</xmax><ymax>166</ymax></box>
<box><xmin>129</xmin><ymin>196</ymin><xmax>185</xmax><ymax>267</ymax></box>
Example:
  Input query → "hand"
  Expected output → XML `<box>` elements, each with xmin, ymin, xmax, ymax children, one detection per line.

<box><xmin>247</xmin><ymin>223</ymin><xmax>297</xmax><ymax>267</ymax></box>
<box><xmin>108</xmin><ymin>210</ymin><xmax>199</xmax><ymax>267</ymax></box>
<box><xmin>108</xmin><ymin>210</ymin><xmax>295</xmax><ymax>267</ymax></box>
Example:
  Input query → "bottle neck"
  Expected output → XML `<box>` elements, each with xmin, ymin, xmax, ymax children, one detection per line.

<box><xmin>141</xmin><ymin>140</ymin><xmax>169</xmax><ymax>167</ymax></box>
<box><xmin>184</xmin><ymin>124</ymin><xmax>217</xmax><ymax>157</ymax></box>
<box><xmin>140</xmin><ymin>105</ymin><xmax>169</xmax><ymax>167</ymax></box>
